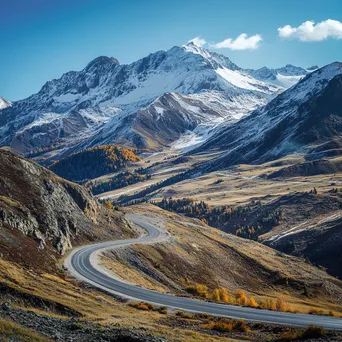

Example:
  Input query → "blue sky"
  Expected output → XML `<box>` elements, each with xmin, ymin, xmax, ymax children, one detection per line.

<box><xmin>1</xmin><ymin>0</ymin><xmax>341</xmax><ymax>100</ymax></box>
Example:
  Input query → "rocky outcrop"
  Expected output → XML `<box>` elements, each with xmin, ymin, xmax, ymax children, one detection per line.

<box><xmin>0</xmin><ymin>149</ymin><xmax>102</xmax><ymax>255</ymax></box>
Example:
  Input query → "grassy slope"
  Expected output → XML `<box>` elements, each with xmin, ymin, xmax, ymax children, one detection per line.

<box><xmin>0</xmin><ymin>258</ymin><xmax>240</xmax><ymax>342</ymax></box>
<box><xmin>102</xmin><ymin>204</ymin><xmax>342</xmax><ymax>316</ymax></box>
<box><xmin>0</xmin><ymin>318</ymin><xmax>52</xmax><ymax>342</ymax></box>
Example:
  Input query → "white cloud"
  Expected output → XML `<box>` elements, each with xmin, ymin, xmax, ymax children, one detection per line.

<box><xmin>187</xmin><ymin>36</ymin><xmax>207</xmax><ymax>47</ymax></box>
<box><xmin>278</xmin><ymin>19</ymin><xmax>342</xmax><ymax>42</ymax></box>
<box><xmin>211</xmin><ymin>33</ymin><xmax>262</xmax><ymax>50</ymax></box>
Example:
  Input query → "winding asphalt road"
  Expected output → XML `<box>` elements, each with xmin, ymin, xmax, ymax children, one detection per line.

<box><xmin>64</xmin><ymin>215</ymin><xmax>342</xmax><ymax>330</ymax></box>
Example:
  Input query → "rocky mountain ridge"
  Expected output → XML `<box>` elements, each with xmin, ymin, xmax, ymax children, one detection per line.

<box><xmin>195</xmin><ymin>62</ymin><xmax>342</xmax><ymax>170</ymax></box>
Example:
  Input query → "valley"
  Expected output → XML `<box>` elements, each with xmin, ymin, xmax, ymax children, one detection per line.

<box><xmin>66</xmin><ymin>210</ymin><xmax>342</xmax><ymax>328</ymax></box>
<box><xmin>101</xmin><ymin>148</ymin><xmax>342</xmax><ymax>278</ymax></box>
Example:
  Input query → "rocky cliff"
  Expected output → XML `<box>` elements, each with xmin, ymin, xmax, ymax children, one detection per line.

<box><xmin>0</xmin><ymin>149</ymin><xmax>131</xmax><ymax>269</ymax></box>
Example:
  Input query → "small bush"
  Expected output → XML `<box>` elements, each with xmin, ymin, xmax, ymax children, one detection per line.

<box><xmin>212</xmin><ymin>289</ymin><xmax>221</xmax><ymax>301</ymax></box>
<box><xmin>276</xmin><ymin>297</ymin><xmax>287</xmax><ymax>312</ymax></box>
<box><xmin>261</xmin><ymin>298</ymin><xmax>276</xmax><ymax>311</ymax></box>
<box><xmin>204</xmin><ymin>319</ymin><xmax>249</xmax><ymax>333</ymax></box>
<box><xmin>301</xmin><ymin>325</ymin><xmax>325</xmax><ymax>339</ymax></box>
<box><xmin>235</xmin><ymin>290</ymin><xmax>248</xmax><ymax>306</ymax></box>
<box><xmin>219</xmin><ymin>288</ymin><xmax>229</xmax><ymax>303</ymax></box>
<box><xmin>308</xmin><ymin>308</ymin><xmax>324</xmax><ymax>315</ymax></box>
<box><xmin>303</xmin><ymin>286</ymin><xmax>310</xmax><ymax>297</ymax></box>
<box><xmin>196</xmin><ymin>312</ymin><xmax>212</xmax><ymax>319</ymax></box>
<box><xmin>129</xmin><ymin>302</ymin><xmax>149</xmax><ymax>310</ymax></box>
<box><xmin>129</xmin><ymin>301</ymin><xmax>166</xmax><ymax>314</ymax></box>
<box><xmin>278</xmin><ymin>330</ymin><xmax>300</xmax><ymax>341</ymax></box>
<box><xmin>145</xmin><ymin>302</ymin><xmax>157</xmax><ymax>311</ymax></box>
<box><xmin>287</xmin><ymin>306</ymin><xmax>296</xmax><ymax>313</ymax></box>
<box><xmin>249</xmin><ymin>297</ymin><xmax>258</xmax><ymax>308</ymax></box>
<box><xmin>176</xmin><ymin>310</ymin><xmax>194</xmax><ymax>319</ymax></box>
<box><xmin>157</xmin><ymin>306</ymin><xmax>168</xmax><ymax>315</ymax></box>
<box><xmin>233</xmin><ymin>319</ymin><xmax>249</xmax><ymax>332</ymax></box>
<box><xmin>278</xmin><ymin>325</ymin><xmax>325</xmax><ymax>341</ymax></box>
<box><xmin>186</xmin><ymin>284</ymin><xmax>209</xmax><ymax>298</ymax></box>
<box><xmin>204</xmin><ymin>321</ymin><xmax>233</xmax><ymax>332</ymax></box>
<box><xmin>104</xmin><ymin>201</ymin><xmax>113</xmax><ymax>210</ymax></box>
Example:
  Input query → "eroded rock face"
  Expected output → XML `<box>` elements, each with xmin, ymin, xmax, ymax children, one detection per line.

<box><xmin>0</xmin><ymin>150</ymin><xmax>100</xmax><ymax>255</ymax></box>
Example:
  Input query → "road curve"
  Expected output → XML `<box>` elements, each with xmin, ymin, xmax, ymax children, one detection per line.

<box><xmin>64</xmin><ymin>215</ymin><xmax>342</xmax><ymax>330</ymax></box>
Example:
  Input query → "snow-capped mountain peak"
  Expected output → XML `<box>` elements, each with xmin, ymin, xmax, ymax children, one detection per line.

<box><xmin>182</xmin><ymin>41</ymin><xmax>240</xmax><ymax>71</ymax></box>
<box><xmin>182</xmin><ymin>41</ymin><xmax>211</xmax><ymax>57</ymax></box>
<box><xmin>0</xmin><ymin>97</ymin><xmax>12</xmax><ymax>110</ymax></box>
<box><xmin>276</xmin><ymin>64</ymin><xmax>308</xmax><ymax>76</ymax></box>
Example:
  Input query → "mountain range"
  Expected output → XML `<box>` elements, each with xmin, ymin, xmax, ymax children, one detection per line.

<box><xmin>196</xmin><ymin>62</ymin><xmax>342</xmax><ymax>170</ymax></box>
<box><xmin>0</xmin><ymin>42</ymin><xmax>313</xmax><ymax>161</ymax></box>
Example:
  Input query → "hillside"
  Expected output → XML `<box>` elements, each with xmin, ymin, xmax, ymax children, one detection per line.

<box><xmin>119</xmin><ymin>151</ymin><xmax>342</xmax><ymax>282</ymax></box>
<box><xmin>3</xmin><ymin>150</ymin><xmax>340</xmax><ymax>341</ymax></box>
<box><xmin>101</xmin><ymin>204</ymin><xmax>342</xmax><ymax>316</ymax></box>
<box><xmin>150</xmin><ymin>189</ymin><xmax>342</xmax><ymax>278</ymax></box>
<box><xmin>267</xmin><ymin>158</ymin><xmax>342</xmax><ymax>178</ymax></box>
<box><xmin>49</xmin><ymin>145</ymin><xmax>140</xmax><ymax>181</ymax></box>
<box><xmin>0</xmin><ymin>149</ymin><xmax>133</xmax><ymax>270</ymax></box>
<box><xmin>264</xmin><ymin>209</ymin><xmax>342</xmax><ymax>279</ymax></box>
<box><xmin>0</xmin><ymin>148</ymin><xmax>246</xmax><ymax>342</ymax></box>
<box><xmin>0</xmin><ymin>150</ymin><xmax>174</xmax><ymax>340</ymax></box>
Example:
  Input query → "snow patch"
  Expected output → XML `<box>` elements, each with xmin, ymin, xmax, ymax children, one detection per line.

<box><xmin>53</xmin><ymin>93</ymin><xmax>81</xmax><ymax>103</ymax></box>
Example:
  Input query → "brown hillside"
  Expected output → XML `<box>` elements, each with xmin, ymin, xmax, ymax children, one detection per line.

<box><xmin>102</xmin><ymin>204</ymin><xmax>342</xmax><ymax>315</ymax></box>
<box><xmin>0</xmin><ymin>149</ymin><xmax>134</xmax><ymax>271</ymax></box>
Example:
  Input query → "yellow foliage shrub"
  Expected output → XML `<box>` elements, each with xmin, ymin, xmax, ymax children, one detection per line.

<box><xmin>249</xmin><ymin>297</ymin><xmax>258</xmax><ymax>308</ymax></box>
<box><xmin>129</xmin><ymin>301</ymin><xmax>166</xmax><ymax>314</ymax></box>
<box><xmin>212</xmin><ymin>289</ymin><xmax>221</xmax><ymax>301</ymax></box>
<box><xmin>276</xmin><ymin>297</ymin><xmax>287</xmax><ymax>312</ymax></box>
<box><xmin>176</xmin><ymin>310</ymin><xmax>194</xmax><ymax>319</ymax></box>
<box><xmin>219</xmin><ymin>288</ymin><xmax>229</xmax><ymax>303</ymax></box>
<box><xmin>261</xmin><ymin>299</ymin><xmax>276</xmax><ymax>311</ymax></box>
<box><xmin>186</xmin><ymin>284</ymin><xmax>209</xmax><ymax>298</ymax></box>
<box><xmin>204</xmin><ymin>319</ymin><xmax>249</xmax><ymax>333</ymax></box>
<box><xmin>104</xmin><ymin>201</ymin><xmax>113</xmax><ymax>210</ymax></box>
<box><xmin>308</xmin><ymin>308</ymin><xmax>324</xmax><ymax>315</ymax></box>
<box><xmin>235</xmin><ymin>290</ymin><xmax>248</xmax><ymax>306</ymax></box>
